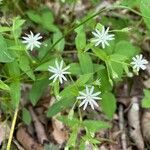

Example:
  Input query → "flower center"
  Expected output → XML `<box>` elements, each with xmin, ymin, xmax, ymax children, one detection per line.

<box><xmin>56</xmin><ymin>69</ymin><xmax>62</xmax><ymax>75</ymax></box>
<box><xmin>86</xmin><ymin>95</ymin><xmax>92</xmax><ymax>100</ymax></box>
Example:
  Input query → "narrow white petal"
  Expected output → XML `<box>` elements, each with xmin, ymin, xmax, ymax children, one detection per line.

<box><xmin>83</xmin><ymin>101</ymin><xmax>89</xmax><ymax>110</ymax></box>
<box><xmin>92</xmin><ymin>96</ymin><xmax>101</xmax><ymax>100</ymax></box>
<box><xmin>79</xmin><ymin>91</ymin><xmax>87</xmax><ymax>96</ymax></box>
<box><xmin>86</xmin><ymin>86</ymin><xmax>90</xmax><ymax>94</ymax></box>
<box><xmin>92</xmin><ymin>91</ymin><xmax>101</xmax><ymax>97</ymax></box>
<box><xmin>89</xmin><ymin>101</ymin><xmax>95</xmax><ymax>110</ymax></box>
<box><xmin>53</xmin><ymin>75</ymin><xmax>58</xmax><ymax>83</ymax></box>
<box><xmin>49</xmin><ymin>74</ymin><xmax>57</xmax><ymax>80</ymax></box>
<box><xmin>77</xmin><ymin>96</ymin><xmax>86</xmax><ymax>99</ymax></box>
<box><xmin>91</xmin><ymin>100</ymin><xmax>99</xmax><ymax>107</ymax></box>
<box><xmin>55</xmin><ymin>60</ymin><xmax>60</xmax><ymax>70</ymax></box>
<box><xmin>61</xmin><ymin>74</ymin><xmax>67</xmax><ymax>81</ymax></box>
<box><xmin>59</xmin><ymin>76</ymin><xmax>63</xmax><ymax>84</ymax></box>
<box><xmin>140</xmin><ymin>65</ymin><xmax>146</xmax><ymax>70</ymax></box>
<box><xmin>90</xmin><ymin>86</ymin><xmax>94</xmax><ymax>95</ymax></box>
<box><xmin>60</xmin><ymin>60</ymin><xmax>64</xmax><ymax>70</ymax></box>
<box><xmin>62</xmin><ymin>65</ymin><xmax>70</xmax><ymax>72</ymax></box>
<box><xmin>79</xmin><ymin>99</ymin><xmax>86</xmax><ymax>108</ymax></box>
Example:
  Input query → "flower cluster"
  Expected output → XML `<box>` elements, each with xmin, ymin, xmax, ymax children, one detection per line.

<box><xmin>22</xmin><ymin>28</ymin><xmax>149</xmax><ymax>111</ymax></box>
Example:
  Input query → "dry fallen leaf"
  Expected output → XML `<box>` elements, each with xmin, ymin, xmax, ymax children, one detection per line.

<box><xmin>141</xmin><ymin>109</ymin><xmax>150</xmax><ymax>144</ymax></box>
<box><xmin>0</xmin><ymin>121</ymin><xmax>10</xmax><ymax>145</ymax></box>
<box><xmin>127</xmin><ymin>97</ymin><xmax>144</xmax><ymax>150</ymax></box>
<box><xmin>52</xmin><ymin>118</ymin><xmax>68</xmax><ymax>145</ymax></box>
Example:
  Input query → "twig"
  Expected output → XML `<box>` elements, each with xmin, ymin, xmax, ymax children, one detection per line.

<box><xmin>119</xmin><ymin>104</ymin><xmax>127</xmax><ymax>150</ymax></box>
<box><xmin>28</xmin><ymin>105</ymin><xmax>49</xmax><ymax>144</ymax></box>
<box><xmin>6</xmin><ymin>107</ymin><xmax>19</xmax><ymax>150</ymax></box>
<box><xmin>127</xmin><ymin>97</ymin><xmax>144</xmax><ymax>150</ymax></box>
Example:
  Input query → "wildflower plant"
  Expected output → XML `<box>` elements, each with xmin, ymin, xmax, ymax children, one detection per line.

<box><xmin>0</xmin><ymin>1</ymin><xmax>149</xmax><ymax>149</ymax></box>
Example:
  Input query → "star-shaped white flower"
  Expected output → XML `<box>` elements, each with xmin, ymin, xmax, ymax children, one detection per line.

<box><xmin>77</xmin><ymin>86</ymin><xmax>101</xmax><ymax>110</ymax></box>
<box><xmin>22</xmin><ymin>31</ymin><xmax>42</xmax><ymax>51</ymax></box>
<box><xmin>92</xmin><ymin>27</ymin><xmax>114</xmax><ymax>49</ymax></box>
<box><xmin>48</xmin><ymin>60</ymin><xmax>70</xmax><ymax>84</ymax></box>
<box><xmin>131</xmin><ymin>54</ymin><xmax>148</xmax><ymax>72</ymax></box>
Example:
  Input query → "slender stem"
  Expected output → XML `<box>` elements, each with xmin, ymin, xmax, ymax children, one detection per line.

<box><xmin>6</xmin><ymin>107</ymin><xmax>19</xmax><ymax>150</ymax></box>
<box><xmin>12</xmin><ymin>0</ymin><xmax>24</xmax><ymax>15</ymax></box>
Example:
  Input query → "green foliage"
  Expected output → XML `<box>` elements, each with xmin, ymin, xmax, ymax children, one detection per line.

<box><xmin>0</xmin><ymin>80</ymin><xmax>10</xmax><ymax>91</ymax></box>
<box><xmin>19</xmin><ymin>55</ymin><xmax>35</xmax><ymax>80</ymax></box>
<box><xmin>142</xmin><ymin>89</ymin><xmax>150</xmax><ymax>108</ymax></box>
<box><xmin>44</xmin><ymin>143</ymin><xmax>59</xmax><ymax>150</ymax></box>
<box><xmin>101</xmin><ymin>92</ymin><xmax>117</xmax><ymax>119</ymax></box>
<box><xmin>75</xmin><ymin>25</ymin><xmax>86</xmax><ymax>51</ymax></box>
<box><xmin>83</xmin><ymin>120</ymin><xmax>111</xmax><ymax>132</ymax></box>
<box><xmin>78</xmin><ymin>52</ymin><xmax>93</xmax><ymax>75</ymax></box>
<box><xmin>29</xmin><ymin>78</ymin><xmax>49</xmax><ymax>105</ymax></box>
<box><xmin>0</xmin><ymin>35</ymin><xmax>14</xmax><ymax>63</ymax></box>
<box><xmin>27</xmin><ymin>8</ymin><xmax>58</xmax><ymax>32</ymax></box>
<box><xmin>53</xmin><ymin>30</ymin><xmax>65</xmax><ymax>51</ymax></box>
<box><xmin>140</xmin><ymin>0</ymin><xmax>150</xmax><ymax>31</ymax></box>
<box><xmin>0</xmin><ymin>1</ymin><xmax>148</xmax><ymax>149</ymax></box>
<box><xmin>22</xmin><ymin>108</ymin><xmax>32</xmax><ymax>125</ymax></box>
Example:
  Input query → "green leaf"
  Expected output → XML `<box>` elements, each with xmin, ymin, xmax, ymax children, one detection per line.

<box><xmin>53</xmin><ymin>30</ymin><xmax>65</xmax><ymax>51</ymax></box>
<box><xmin>19</xmin><ymin>55</ymin><xmax>35</xmax><ymax>80</ymax></box>
<box><xmin>60</xmin><ymin>84</ymin><xmax>78</xmax><ymax>99</ymax></box>
<box><xmin>91</xmin><ymin>47</ymin><xmax>108</xmax><ymax>61</ymax></box>
<box><xmin>0</xmin><ymin>35</ymin><xmax>14</xmax><ymax>63</ymax></box>
<box><xmin>75</xmin><ymin>25</ymin><xmax>86</xmax><ymax>51</ymax></box>
<box><xmin>47</xmin><ymin>97</ymin><xmax>75</xmax><ymax>117</ymax></box>
<box><xmin>121</xmin><ymin>0</ymin><xmax>140</xmax><ymax>7</ymax></box>
<box><xmin>7</xmin><ymin>60</ymin><xmax>20</xmax><ymax>79</ymax></box>
<box><xmin>101</xmin><ymin>92</ymin><xmax>116</xmax><ymax>119</ymax></box>
<box><xmin>58</xmin><ymin>116</ymin><xmax>80</xmax><ymax>127</ymax></box>
<box><xmin>114</xmin><ymin>41</ymin><xmax>139</xmax><ymax>58</ymax></box>
<box><xmin>44</xmin><ymin>144</ymin><xmax>59</xmax><ymax>150</ymax></box>
<box><xmin>69</xmin><ymin>63</ymin><xmax>82</xmax><ymax>75</ymax></box>
<box><xmin>142</xmin><ymin>89</ymin><xmax>150</xmax><ymax>108</ymax></box>
<box><xmin>26</xmin><ymin>10</ymin><xmax>42</xmax><ymax>24</ymax></box>
<box><xmin>35</xmin><ymin>59</ymin><xmax>55</xmax><ymax>71</ymax></box>
<box><xmin>29</xmin><ymin>78</ymin><xmax>49</xmax><ymax>105</ymax></box>
<box><xmin>75</xmin><ymin>74</ymin><xmax>92</xmax><ymax>87</ymax></box>
<box><xmin>0</xmin><ymin>26</ymin><xmax>11</xmax><ymax>33</ymax></box>
<box><xmin>97</xmin><ymin>69</ymin><xmax>112</xmax><ymax>92</ymax></box>
<box><xmin>12</xmin><ymin>17</ymin><xmax>25</xmax><ymax>39</ymax></box>
<box><xmin>27</xmin><ymin>9</ymin><xmax>58</xmax><ymax>32</ymax></box>
<box><xmin>83</xmin><ymin>120</ymin><xmax>111</xmax><ymax>132</ymax></box>
<box><xmin>110</xmin><ymin>54</ymin><xmax>128</xmax><ymax>62</ymax></box>
<box><xmin>140</xmin><ymin>0</ymin><xmax>150</xmax><ymax>31</ymax></box>
<box><xmin>0</xmin><ymin>80</ymin><xmax>10</xmax><ymax>91</ymax></box>
<box><xmin>67</xmin><ymin>129</ymin><xmax>78</xmax><ymax>147</ymax></box>
<box><xmin>22</xmin><ymin>108</ymin><xmax>32</xmax><ymax>125</ymax></box>
<box><xmin>10</xmin><ymin>82</ymin><xmax>21</xmax><ymax>108</ymax></box>
<box><xmin>78</xmin><ymin>52</ymin><xmax>93</xmax><ymax>75</ymax></box>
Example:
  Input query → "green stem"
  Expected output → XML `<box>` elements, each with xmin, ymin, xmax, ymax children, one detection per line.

<box><xmin>6</xmin><ymin>107</ymin><xmax>19</xmax><ymax>150</ymax></box>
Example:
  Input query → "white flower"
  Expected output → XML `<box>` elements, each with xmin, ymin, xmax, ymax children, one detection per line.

<box><xmin>22</xmin><ymin>31</ymin><xmax>42</xmax><ymax>51</ymax></box>
<box><xmin>77</xmin><ymin>86</ymin><xmax>101</xmax><ymax>110</ymax></box>
<box><xmin>92</xmin><ymin>27</ymin><xmax>114</xmax><ymax>49</ymax></box>
<box><xmin>48</xmin><ymin>60</ymin><xmax>70</xmax><ymax>84</ymax></box>
<box><xmin>131</xmin><ymin>54</ymin><xmax>148</xmax><ymax>72</ymax></box>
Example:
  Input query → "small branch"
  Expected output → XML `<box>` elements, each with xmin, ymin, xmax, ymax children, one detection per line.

<box><xmin>28</xmin><ymin>105</ymin><xmax>49</xmax><ymax>144</ymax></box>
<box><xmin>119</xmin><ymin>104</ymin><xmax>127</xmax><ymax>150</ymax></box>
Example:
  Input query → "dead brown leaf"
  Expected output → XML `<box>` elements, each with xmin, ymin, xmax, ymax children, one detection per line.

<box><xmin>52</xmin><ymin>118</ymin><xmax>68</xmax><ymax>145</ymax></box>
